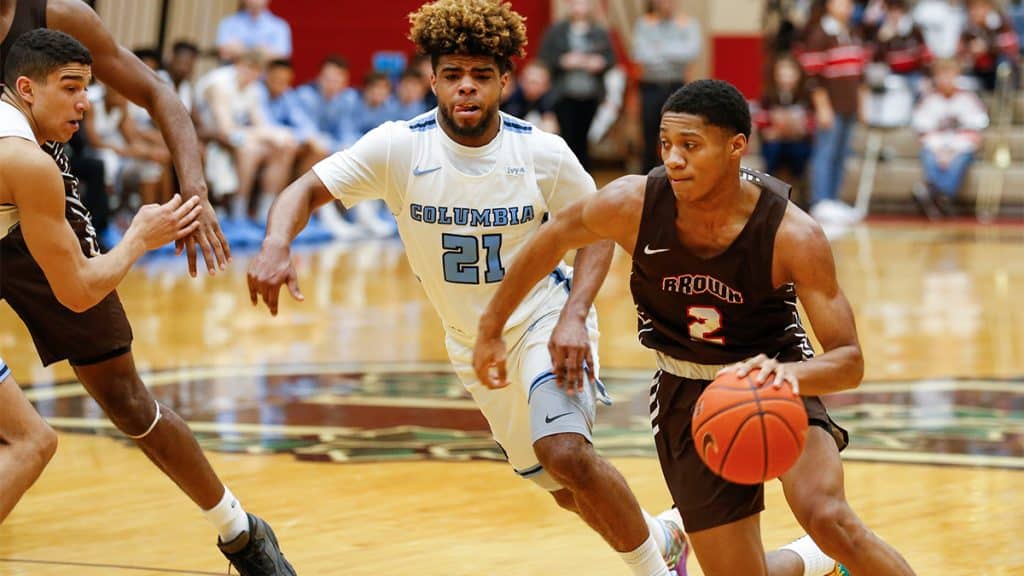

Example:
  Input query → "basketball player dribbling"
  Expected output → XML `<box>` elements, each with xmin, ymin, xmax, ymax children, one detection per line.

<box><xmin>0</xmin><ymin>6</ymin><xmax>292</xmax><ymax>574</ymax></box>
<box><xmin>248</xmin><ymin>1</ymin><xmax>690</xmax><ymax>574</ymax></box>
<box><xmin>474</xmin><ymin>80</ymin><xmax>917</xmax><ymax>576</ymax></box>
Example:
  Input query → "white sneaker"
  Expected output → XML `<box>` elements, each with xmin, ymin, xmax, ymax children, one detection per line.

<box><xmin>353</xmin><ymin>201</ymin><xmax>397</xmax><ymax>238</ymax></box>
<box><xmin>656</xmin><ymin>508</ymin><xmax>689</xmax><ymax>576</ymax></box>
<box><xmin>317</xmin><ymin>204</ymin><xmax>363</xmax><ymax>241</ymax></box>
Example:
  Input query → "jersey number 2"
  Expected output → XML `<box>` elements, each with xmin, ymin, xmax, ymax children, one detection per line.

<box><xmin>442</xmin><ymin>233</ymin><xmax>505</xmax><ymax>284</ymax></box>
<box><xmin>687</xmin><ymin>306</ymin><xmax>725</xmax><ymax>345</ymax></box>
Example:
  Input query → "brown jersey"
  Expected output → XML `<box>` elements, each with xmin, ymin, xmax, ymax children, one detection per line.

<box><xmin>629</xmin><ymin>166</ymin><xmax>814</xmax><ymax>365</ymax></box>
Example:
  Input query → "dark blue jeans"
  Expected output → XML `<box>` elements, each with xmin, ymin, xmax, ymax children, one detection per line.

<box><xmin>761</xmin><ymin>139</ymin><xmax>813</xmax><ymax>180</ymax></box>
<box><xmin>921</xmin><ymin>148</ymin><xmax>975</xmax><ymax>198</ymax></box>
<box><xmin>810</xmin><ymin>115</ymin><xmax>857</xmax><ymax>205</ymax></box>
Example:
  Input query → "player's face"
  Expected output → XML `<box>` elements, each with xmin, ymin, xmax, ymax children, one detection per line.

<box><xmin>433</xmin><ymin>54</ymin><xmax>508</xmax><ymax>146</ymax></box>
<box><xmin>659</xmin><ymin>112</ymin><xmax>746</xmax><ymax>203</ymax></box>
<box><xmin>21</xmin><ymin>64</ymin><xmax>91</xmax><ymax>143</ymax></box>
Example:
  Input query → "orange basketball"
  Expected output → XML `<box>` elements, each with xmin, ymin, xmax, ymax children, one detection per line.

<box><xmin>691</xmin><ymin>369</ymin><xmax>808</xmax><ymax>485</ymax></box>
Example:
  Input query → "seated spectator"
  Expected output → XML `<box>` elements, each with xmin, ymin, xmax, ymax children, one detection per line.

<box><xmin>911</xmin><ymin>58</ymin><xmax>989</xmax><ymax>219</ymax></box>
<box><xmin>501</xmin><ymin>60</ymin><xmax>558</xmax><ymax>133</ymax></box>
<box><xmin>84</xmin><ymin>84</ymin><xmax>171</xmax><ymax>208</ymax></box>
<box><xmin>755</xmin><ymin>56</ymin><xmax>814</xmax><ymax>189</ymax></box>
<box><xmin>396</xmin><ymin>69</ymin><xmax>429</xmax><ymax>120</ymax></box>
<box><xmin>259</xmin><ymin>59</ymin><xmax>354</xmax><ymax>241</ymax></box>
<box><xmin>960</xmin><ymin>0</ymin><xmax>1019</xmax><ymax>91</ymax></box>
<box><xmin>217</xmin><ymin>0</ymin><xmax>291</xmax><ymax>63</ymax></box>
<box><xmin>167</xmin><ymin>40</ymin><xmax>200</xmax><ymax>114</ymax></box>
<box><xmin>410</xmin><ymin>54</ymin><xmax>438</xmax><ymax>109</ymax></box>
<box><xmin>351</xmin><ymin>72</ymin><xmax>400</xmax><ymax>136</ymax></box>
<box><xmin>197</xmin><ymin>51</ymin><xmax>298</xmax><ymax>237</ymax></box>
<box><xmin>293</xmin><ymin>55</ymin><xmax>360</xmax><ymax>152</ymax></box>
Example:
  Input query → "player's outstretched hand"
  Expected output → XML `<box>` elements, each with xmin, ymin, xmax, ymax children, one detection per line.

<box><xmin>126</xmin><ymin>194</ymin><xmax>202</xmax><ymax>252</ymax></box>
<box><xmin>717</xmin><ymin>353</ymin><xmax>800</xmax><ymax>395</ymax></box>
<box><xmin>473</xmin><ymin>332</ymin><xmax>509</xmax><ymax>390</ymax></box>
<box><xmin>247</xmin><ymin>239</ymin><xmax>304</xmax><ymax>316</ymax></box>
<box><xmin>175</xmin><ymin>194</ymin><xmax>231</xmax><ymax>278</ymax></box>
<box><xmin>548</xmin><ymin>317</ymin><xmax>594</xmax><ymax>396</ymax></box>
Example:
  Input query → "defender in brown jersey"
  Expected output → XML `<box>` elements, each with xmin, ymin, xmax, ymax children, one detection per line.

<box><xmin>475</xmin><ymin>80</ymin><xmax>915</xmax><ymax>575</ymax></box>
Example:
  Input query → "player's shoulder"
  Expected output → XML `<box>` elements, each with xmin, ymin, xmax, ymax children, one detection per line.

<box><xmin>777</xmin><ymin>200</ymin><xmax>829</xmax><ymax>258</ymax></box>
<box><xmin>402</xmin><ymin>109</ymin><xmax>440</xmax><ymax>134</ymax></box>
<box><xmin>0</xmin><ymin>138</ymin><xmax>61</xmax><ymax>194</ymax></box>
<box><xmin>741</xmin><ymin>166</ymin><xmax>792</xmax><ymax>200</ymax></box>
<box><xmin>597</xmin><ymin>174</ymin><xmax>647</xmax><ymax>208</ymax></box>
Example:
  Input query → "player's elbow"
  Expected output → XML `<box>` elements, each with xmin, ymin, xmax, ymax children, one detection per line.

<box><xmin>53</xmin><ymin>283</ymin><xmax>99</xmax><ymax>313</ymax></box>
<box><xmin>840</xmin><ymin>346</ymin><xmax>864</xmax><ymax>391</ymax></box>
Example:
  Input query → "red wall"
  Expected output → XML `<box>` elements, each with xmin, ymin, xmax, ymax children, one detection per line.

<box><xmin>274</xmin><ymin>0</ymin><xmax>552</xmax><ymax>87</ymax></box>
<box><xmin>711</xmin><ymin>35</ymin><xmax>765</xmax><ymax>100</ymax></box>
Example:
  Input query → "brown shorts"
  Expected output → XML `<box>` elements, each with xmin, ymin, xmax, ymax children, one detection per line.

<box><xmin>651</xmin><ymin>370</ymin><xmax>848</xmax><ymax>533</ymax></box>
<box><xmin>0</xmin><ymin>221</ymin><xmax>132</xmax><ymax>367</ymax></box>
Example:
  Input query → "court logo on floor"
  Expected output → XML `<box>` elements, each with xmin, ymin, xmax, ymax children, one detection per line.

<box><xmin>33</xmin><ymin>364</ymin><xmax>1024</xmax><ymax>470</ymax></box>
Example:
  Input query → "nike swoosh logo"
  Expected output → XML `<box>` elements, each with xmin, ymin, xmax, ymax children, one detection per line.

<box><xmin>644</xmin><ymin>244</ymin><xmax>670</xmax><ymax>255</ymax></box>
<box><xmin>544</xmin><ymin>412</ymin><xmax>574</xmax><ymax>424</ymax></box>
<box><xmin>701</xmin><ymin>431</ymin><xmax>717</xmax><ymax>457</ymax></box>
<box><xmin>412</xmin><ymin>166</ymin><xmax>441</xmax><ymax>176</ymax></box>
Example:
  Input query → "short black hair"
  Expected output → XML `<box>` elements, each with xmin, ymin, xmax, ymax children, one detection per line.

<box><xmin>661</xmin><ymin>79</ymin><xmax>751</xmax><ymax>139</ymax></box>
<box><xmin>321</xmin><ymin>55</ymin><xmax>349</xmax><ymax>70</ymax></box>
<box><xmin>267</xmin><ymin>58</ymin><xmax>293</xmax><ymax>71</ymax></box>
<box><xmin>3</xmin><ymin>28</ymin><xmax>92</xmax><ymax>88</ymax></box>
<box><xmin>133</xmin><ymin>47</ymin><xmax>162</xmax><ymax>68</ymax></box>
<box><xmin>172</xmin><ymin>40</ymin><xmax>200</xmax><ymax>56</ymax></box>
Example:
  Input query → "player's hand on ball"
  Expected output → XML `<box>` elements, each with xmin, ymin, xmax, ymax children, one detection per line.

<box><xmin>247</xmin><ymin>239</ymin><xmax>304</xmax><ymax>316</ymax></box>
<box><xmin>718</xmin><ymin>354</ymin><xmax>800</xmax><ymax>395</ymax></box>
<box><xmin>548</xmin><ymin>317</ymin><xmax>593</xmax><ymax>395</ymax></box>
<box><xmin>473</xmin><ymin>334</ymin><xmax>509</xmax><ymax>389</ymax></box>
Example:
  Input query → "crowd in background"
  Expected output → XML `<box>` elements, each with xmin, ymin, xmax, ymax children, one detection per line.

<box><xmin>73</xmin><ymin>0</ymin><xmax>1018</xmax><ymax>253</ymax></box>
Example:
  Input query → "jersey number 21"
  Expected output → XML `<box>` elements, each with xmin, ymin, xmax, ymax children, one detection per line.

<box><xmin>442</xmin><ymin>233</ymin><xmax>505</xmax><ymax>284</ymax></box>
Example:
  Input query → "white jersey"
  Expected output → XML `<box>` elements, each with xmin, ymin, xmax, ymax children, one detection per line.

<box><xmin>313</xmin><ymin>109</ymin><xmax>598</xmax><ymax>344</ymax></box>
<box><xmin>0</xmin><ymin>101</ymin><xmax>34</xmax><ymax>240</ymax></box>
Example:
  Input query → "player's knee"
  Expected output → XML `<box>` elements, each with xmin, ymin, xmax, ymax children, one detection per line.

<box><xmin>534</xmin><ymin>435</ymin><xmax>596</xmax><ymax>489</ymax></box>
<box><xmin>806</xmin><ymin>499</ymin><xmax>865</xmax><ymax>559</ymax></box>
<box><xmin>17</xmin><ymin>421</ymin><xmax>58</xmax><ymax>472</ymax></box>
<box><xmin>93</xmin><ymin>375</ymin><xmax>156</xmax><ymax>434</ymax></box>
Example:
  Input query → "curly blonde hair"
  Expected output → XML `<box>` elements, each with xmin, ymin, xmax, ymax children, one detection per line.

<box><xmin>408</xmin><ymin>0</ymin><xmax>527</xmax><ymax>72</ymax></box>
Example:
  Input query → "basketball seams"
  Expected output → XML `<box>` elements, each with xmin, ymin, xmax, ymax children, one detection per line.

<box><xmin>716</xmin><ymin>412</ymin><xmax>763</xmax><ymax>478</ymax></box>
<box><xmin>762</xmin><ymin>412</ymin><xmax>805</xmax><ymax>450</ymax></box>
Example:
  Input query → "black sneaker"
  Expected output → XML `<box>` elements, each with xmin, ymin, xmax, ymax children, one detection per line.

<box><xmin>218</xmin><ymin>513</ymin><xmax>296</xmax><ymax>575</ymax></box>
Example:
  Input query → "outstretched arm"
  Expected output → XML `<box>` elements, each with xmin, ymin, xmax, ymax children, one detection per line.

<box><xmin>246</xmin><ymin>171</ymin><xmax>335</xmax><ymax>316</ymax></box>
<box><xmin>48</xmin><ymin>0</ymin><xmax>229</xmax><ymax>277</ymax></box>
<box><xmin>474</xmin><ymin>175</ymin><xmax>643</xmax><ymax>388</ymax></box>
<box><xmin>10</xmin><ymin>144</ymin><xmax>200</xmax><ymax>312</ymax></box>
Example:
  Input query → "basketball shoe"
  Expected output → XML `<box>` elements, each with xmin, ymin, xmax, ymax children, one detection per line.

<box><xmin>657</xmin><ymin>508</ymin><xmax>690</xmax><ymax>576</ymax></box>
<box><xmin>826</xmin><ymin>565</ymin><xmax>851</xmax><ymax>576</ymax></box>
<box><xmin>218</xmin><ymin>513</ymin><xmax>296</xmax><ymax>575</ymax></box>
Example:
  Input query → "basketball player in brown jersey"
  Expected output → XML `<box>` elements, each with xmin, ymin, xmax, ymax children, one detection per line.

<box><xmin>474</xmin><ymin>80</ymin><xmax>916</xmax><ymax>575</ymax></box>
<box><xmin>0</xmin><ymin>4</ymin><xmax>292</xmax><ymax>574</ymax></box>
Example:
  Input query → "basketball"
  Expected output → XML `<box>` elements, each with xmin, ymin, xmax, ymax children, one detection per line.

<box><xmin>692</xmin><ymin>369</ymin><xmax>808</xmax><ymax>485</ymax></box>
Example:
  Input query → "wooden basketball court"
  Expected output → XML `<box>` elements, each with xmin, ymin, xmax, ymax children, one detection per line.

<box><xmin>1</xmin><ymin>219</ymin><xmax>1022</xmax><ymax>575</ymax></box>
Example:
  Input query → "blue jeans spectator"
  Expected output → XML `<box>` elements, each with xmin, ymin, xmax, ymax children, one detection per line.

<box><xmin>810</xmin><ymin>114</ymin><xmax>857</xmax><ymax>206</ymax></box>
<box><xmin>921</xmin><ymin>148</ymin><xmax>975</xmax><ymax>198</ymax></box>
<box><xmin>761</xmin><ymin>139</ymin><xmax>813</xmax><ymax>180</ymax></box>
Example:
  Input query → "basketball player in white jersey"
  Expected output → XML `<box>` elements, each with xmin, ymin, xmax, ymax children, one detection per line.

<box><xmin>0</xmin><ymin>29</ymin><xmax>203</xmax><ymax>523</ymax></box>
<box><xmin>248</xmin><ymin>1</ymin><xmax>689</xmax><ymax>574</ymax></box>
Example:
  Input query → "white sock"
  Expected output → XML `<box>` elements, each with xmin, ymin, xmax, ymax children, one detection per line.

<box><xmin>642</xmin><ymin>509</ymin><xmax>668</xmax><ymax>557</ymax></box>
<box><xmin>620</xmin><ymin>534</ymin><xmax>671</xmax><ymax>576</ymax></box>
<box><xmin>202</xmin><ymin>486</ymin><xmax>249</xmax><ymax>543</ymax></box>
<box><xmin>780</xmin><ymin>535</ymin><xmax>837</xmax><ymax>576</ymax></box>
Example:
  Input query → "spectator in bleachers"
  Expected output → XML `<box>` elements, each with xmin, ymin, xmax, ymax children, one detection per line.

<box><xmin>84</xmin><ymin>85</ymin><xmax>171</xmax><ymax>209</ymax></box>
<box><xmin>911</xmin><ymin>58</ymin><xmax>989</xmax><ymax>219</ymax></box>
<box><xmin>396</xmin><ymin>69</ymin><xmax>430</xmax><ymax>120</ymax></box>
<box><xmin>863</xmin><ymin>0</ymin><xmax>931</xmax><ymax>127</ymax></box>
<box><xmin>352</xmin><ymin>72</ymin><xmax>400</xmax><ymax>136</ymax></box>
<box><xmin>800</xmin><ymin>0</ymin><xmax>868</xmax><ymax>225</ymax></box>
<box><xmin>501</xmin><ymin>61</ymin><xmax>558</xmax><ymax>133</ymax></box>
<box><xmin>1010</xmin><ymin>0</ymin><xmax>1024</xmax><ymax>55</ymax></box>
<box><xmin>216</xmin><ymin>0</ymin><xmax>291</xmax><ymax>63</ymax></box>
<box><xmin>539</xmin><ymin>0</ymin><xmax>616</xmax><ymax>170</ymax></box>
<box><xmin>259</xmin><ymin>59</ymin><xmax>357</xmax><ymax>240</ymax></box>
<box><xmin>198</xmin><ymin>51</ymin><xmax>298</xmax><ymax>238</ymax></box>
<box><xmin>755</xmin><ymin>55</ymin><xmax>815</xmax><ymax>190</ymax></box>
<box><xmin>960</xmin><ymin>0</ymin><xmax>1019</xmax><ymax>91</ymax></box>
<box><xmin>410</xmin><ymin>54</ymin><xmax>438</xmax><ymax>109</ymax></box>
<box><xmin>632</xmin><ymin>0</ymin><xmax>702</xmax><ymax>172</ymax></box>
<box><xmin>293</xmin><ymin>55</ymin><xmax>360</xmax><ymax>152</ymax></box>
<box><xmin>167</xmin><ymin>40</ymin><xmax>200</xmax><ymax>114</ymax></box>
<box><xmin>914</xmin><ymin>0</ymin><xmax>966</xmax><ymax>59</ymax></box>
